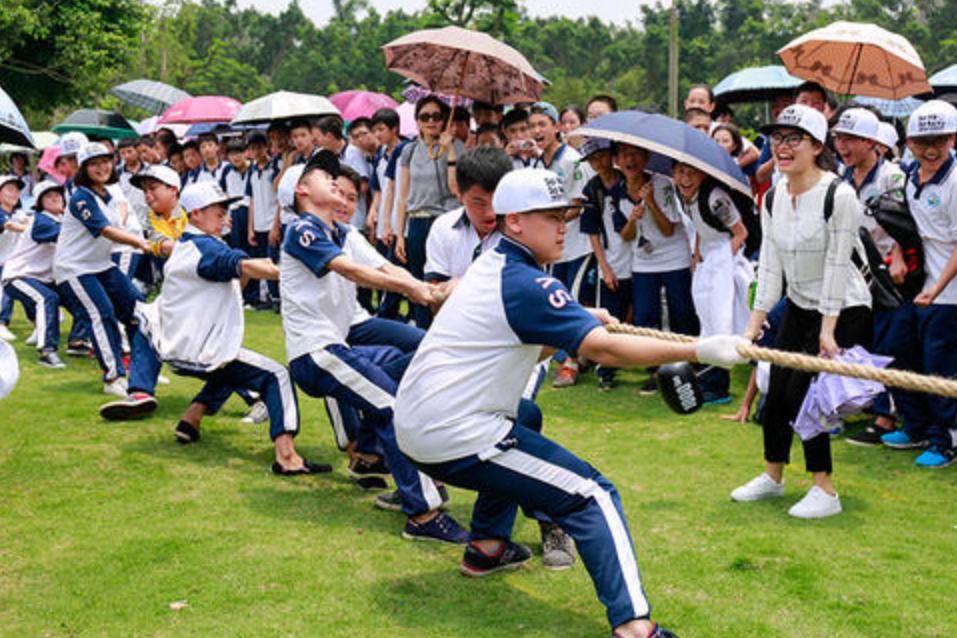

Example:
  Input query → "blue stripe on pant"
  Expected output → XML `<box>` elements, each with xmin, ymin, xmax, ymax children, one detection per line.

<box><xmin>414</xmin><ymin>400</ymin><xmax>650</xmax><ymax>629</ymax></box>
<box><xmin>290</xmin><ymin>344</ymin><xmax>442</xmax><ymax>516</ymax></box>
<box><xmin>57</xmin><ymin>267</ymin><xmax>143</xmax><ymax>380</ymax></box>
<box><xmin>885</xmin><ymin>302</ymin><xmax>957</xmax><ymax>449</ymax></box>
<box><xmin>176</xmin><ymin>348</ymin><xmax>299</xmax><ymax>441</ymax></box>
<box><xmin>3</xmin><ymin>278</ymin><xmax>59</xmax><ymax>351</ymax></box>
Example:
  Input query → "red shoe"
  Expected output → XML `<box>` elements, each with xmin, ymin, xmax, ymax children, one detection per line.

<box><xmin>552</xmin><ymin>364</ymin><xmax>578</xmax><ymax>388</ymax></box>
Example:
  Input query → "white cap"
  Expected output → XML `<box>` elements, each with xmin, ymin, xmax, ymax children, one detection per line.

<box><xmin>57</xmin><ymin>132</ymin><xmax>89</xmax><ymax>157</ymax></box>
<box><xmin>761</xmin><ymin>104</ymin><xmax>828</xmax><ymax>144</ymax></box>
<box><xmin>77</xmin><ymin>142</ymin><xmax>112</xmax><ymax>167</ymax></box>
<box><xmin>877</xmin><ymin>122</ymin><xmax>899</xmax><ymax>149</ymax></box>
<box><xmin>0</xmin><ymin>339</ymin><xmax>19</xmax><ymax>400</ymax></box>
<box><xmin>130</xmin><ymin>165</ymin><xmax>181</xmax><ymax>191</ymax></box>
<box><xmin>278</xmin><ymin>164</ymin><xmax>305</xmax><ymax>212</ymax></box>
<box><xmin>32</xmin><ymin>180</ymin><xmax>65</xmax><ymax>209</ymax></box>
<box><xmin>492</xmin><ymin>168</ymin><xmax>583</xmax><ymax>216</ymax></box>
<box><xmin>0</xmin><ymin>175</ymin><xmax>25</xmax><ymax>191</ymax></box>
<box><xmin>907</xmin><ymin>100</ymin><xmax>957</xmax><ymax>138</ymax></box>
<box><xmin>180</xmin><ymin>181</ymin><xmax>240</xmax><ymax>213</ymax></box>
<box><xmin>832</xmin><ymin>108</ymin><xmax>881</xmax><ymax>142</ymax></box>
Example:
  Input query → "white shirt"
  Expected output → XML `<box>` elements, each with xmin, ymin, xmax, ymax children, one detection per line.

<box><xmin>2</xmin><ymin>211</ymin><xmax>61</xmax><ymax>282</ymax></box>
<box><xmin>340</xmin><ymin>144</ymin><xmax>372</xmax><ymax>231</ymax></box>
<box><xmin>424</xmin><ymin>207</ymin><xmax>502</xmax><ymax>281</ymax></box>
<box><xmin>906</xmin><ymin>157</ymin><xmax>957</xmax><ymax>305</ymax></box>
<box><xmin>682</xmin><ymin>184</ymin><xmax>742</xmax><ymax>254</ymax></box>
<box><xmin>119</xmin><ymin>165</ymin><xmax>149</xmax><ymax>229</ymax></box>
<box><xmin>54</xmin><ymin>186</ymin><xmax>121</xmax><ymax>282</ymax></box>
<box><xmin>542</xmin><ymin>144</ymin><xmax>593</xmax><ymax>263</ymax></box>
<box><xmin>246</xmin><ymin>158</ymin><xmax>280</xmax><ymax>232</ymax></box>
<box><xmin>0</xmin><ymin>207</ymin><xmax>27</xmax><ymax>265</ymax></box>
<box><xmin>107</xmin><ymin>183</ymin><xmax>142</xmax><ymax>255</ymax></box>
<box><xmin>580</xmin><ymin>176</ymin><xmax>632</xmax><ymax>279</ymax></box>
<box><xmin>754</xmin><ymin>173</ymin><xmax>871</xmax><ymax>315</ymax></box>
<box><xmin>136</xmin><ymin>225</ymin><xmax>246</xmax><ymax>371</ymax></box>
<box><xmin>619</xmin><ymin>175</ymin><xmax>692</xmax><ymax>273</ymax></box>
<box><xmin>394</xmin><ymin>236</ymin><xmax>601</xmax><ymax>464</ymax></box>
<box><xmin>280</xmin><ymin>213</ymin><xmax>357</xmax><ymax>361</ymax></box>
<box><xmin>220</xmin><ymin>164</ymin><xmax>250</xmax><ymax>211</ymax></box>
<box><xmin>343</xmin><ymin>227</ymin><xmax>388</xmax><ymax>325</ymax></box>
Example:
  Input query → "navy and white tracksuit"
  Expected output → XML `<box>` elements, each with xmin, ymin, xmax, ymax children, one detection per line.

<box><xmin>280</xmin><ymin>212</ymin><xmax>443</xmax><ymax>517</ymax></box>
<box><xmin>395</xmin><ymin>236</ymin><xmax>651</xmax><ymax>629</ymax></box>
<box><xmin>128</xmin><ymin>225</ymin><xmax>299</xmax><ymax>440</ymax></box>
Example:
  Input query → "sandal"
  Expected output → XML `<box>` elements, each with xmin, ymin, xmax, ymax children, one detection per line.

<box><xmin>271</xmin><ymin>458</ymin><xmax>332</xmax><ymax>475</ymax></box>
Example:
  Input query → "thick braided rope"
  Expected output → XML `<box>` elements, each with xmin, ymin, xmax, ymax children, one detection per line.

<box><xmin>604</xmin><ymin>323</ymin><xmax>957</xmax><ymax>399</ymax></box>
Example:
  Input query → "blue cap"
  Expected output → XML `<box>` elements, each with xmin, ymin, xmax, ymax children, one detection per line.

<box><xmin>532</xmin><ymin>101</ymin><xmax>559</xmax><ymax>123</ymax></box>
<box><xmin>579</xmin><ymin>137</ymin><xmax>612</xmax><ymax>159</ymax></box>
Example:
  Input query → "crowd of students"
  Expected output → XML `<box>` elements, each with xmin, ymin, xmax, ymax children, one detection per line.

<box><xmin>1</xmin><ymin>82</ymin><xmax>956</xmax><ymax>638</ymax></box>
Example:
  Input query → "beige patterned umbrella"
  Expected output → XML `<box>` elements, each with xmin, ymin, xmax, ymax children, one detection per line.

<box><xmin>777</xmin><ymin>21</ymin><xmax>931</xmax><ymax>99</ymax></box>
<box><xmin>382</xmin><ymin>26</ymin><xmax>544</xmax><ymax>105</ymax></box>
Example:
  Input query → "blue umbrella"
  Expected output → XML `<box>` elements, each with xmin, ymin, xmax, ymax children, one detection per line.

<box><xmin>852</xmin><ymin>95</ymin><xmax>923</xmax><ymax>118</ymax></box>
<box><xmin>0</xmin><ymin>85</ymin><xmax>34</xmax><ymax>149</ymax></box>
<box><xmin>929</xmin><ymin>63</ymin><xmax>957</xmax><ymax>93</ymax></box>
<box><xmin>713</xmin><ymin>65</ymin><xmax>803</xmax><ymax>104</ymax></box>
<box><xmin>110</xmin><ymin>79</ymin><xmax>192</xmax><ymax>115</ymax></box>
<box><xmin>575</xmin><ymin>111</ymin><xmax>750</xmax><ymax>197</ymax></box>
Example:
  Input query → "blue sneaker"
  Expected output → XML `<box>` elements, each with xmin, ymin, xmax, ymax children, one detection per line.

<box><xmin>702</xmin><ymin>391</ymin><xmax>732</xmax><ymax>406</ymax></box>
<box><xmin>915</xmin><ymin>447</ymin><xmax>957</xmax><ymax>468</ymax></box>
<box><xmin>402</xmin><ymin>512</ymin><xmax>469</xmax><ymax>544</ymax></box>
<box><xmin>881</xmin><ymin>430</ymin><xmax>929</xmax><ymax>450</ymax></box>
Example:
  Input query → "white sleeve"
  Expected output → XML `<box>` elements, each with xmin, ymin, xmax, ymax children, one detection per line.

<box><xmin>423</xmin><ymin>217</ymin><xmax>450</xmax><ymax>278</ymax></box>
<box><xmin>347</xmin><ymin>231</ymin><xmax>386</xmax><ymax>269</ymax></box>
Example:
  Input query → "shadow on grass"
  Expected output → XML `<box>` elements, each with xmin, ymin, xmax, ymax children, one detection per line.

<box><xmin>374</xmin><ymin>568</ymin><xmax>608</xmax><ymax>637</ymax></box>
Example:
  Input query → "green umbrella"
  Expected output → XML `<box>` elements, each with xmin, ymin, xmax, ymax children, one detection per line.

<box><xmin>52</xmin><ymin>109</ymin><xmax>138</xmax><ymax>139</ymax></box>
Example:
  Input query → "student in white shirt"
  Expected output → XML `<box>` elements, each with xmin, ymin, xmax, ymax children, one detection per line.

<box><xmin>245</xmin><ymin>132</ymin><xmax>282</xmax><ymax>308</ymax></box>
<box><xmin>53</xmin><ymin>143</ymin><xmax>151</xmax><ymax>396</ymax></box>
<box><xmin>185</xmin><ymin>133</ymin><xmax>226</xmax><ymax>185</ymax></box>
<box><xmin>98</xmin><ymin>181</ymin><xmax>327</xmax><ymax>476</ymax></box>
<box><xmin>878</xmin><ymin>100</ymin><xmax>957</xmax><ymax>468</ymax></box>
<box><xmin>736</xmin><ymin>105</ymin><xmax>872</xmax><ymax>518</ymax></box>
<box><xmin>0</xmin><ymin>175</ymin><xmax>28</xmax><ymax>342</ymax></box>
<box><xmin>280</xmin><ymin>151</ymin><xmax>468</xmax><ymax>543</ymax></box>
<box><xmin>219</xmin><ymin>137</ymin><xmax>251</xmax><ymax>247</ymax></box>
<box><xmin>394</xmin><ymin>168</ymin><xmax>746</xmax><ymax>638</ymax></box>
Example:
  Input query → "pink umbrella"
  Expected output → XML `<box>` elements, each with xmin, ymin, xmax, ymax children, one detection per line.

<box><xmin>158</xmin><ymin>96</ymin><xmax>242</xmax><ymax>125</ymax></box>
<box><xmin>396</xmin><ymin>102</ymin><xmax>419</xmax><ymax>137</ymax></box>
<box><xmin>38</xmin><ymin>146</ymin><xmax>65</xmax><ymax>184</ymax></box>
<box><xmin>329</xmin><ymin>90</ymin><xmax>399</xmax><ymax>121</ymax></box>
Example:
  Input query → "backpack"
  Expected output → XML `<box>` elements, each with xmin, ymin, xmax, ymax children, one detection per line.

<box><xmin>866</xmin><ymin>187</ymin><xmax>925</xmax><ymax>300</ymax></box>
<box><xmin>696</xmin><ymin>177</ymin><xmax>762</xmax><ymax>258</ymax></box>
<box><xmin>764</xmin><ymin>177</ymin><xmax>902</xmax><ymax>311</ymax></box>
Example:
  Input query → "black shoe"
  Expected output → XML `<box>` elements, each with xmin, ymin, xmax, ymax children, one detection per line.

<box><xmin>348</xmin><ymin>455</ymin><xmax>390</xmax><ymax>480</ymax></box>
<box><xmin>846</xmin><ymin>425</ymin><xmax>892</xmax><ymax>447</ymax></box>
<box><xmin>437</xmin><ymin>483</ymin><xmax>450</xmax><ymax>509</ymax></box>
<box><xmin>648</xmin><ymin>624</ymin><xmax>680</xmax><ymax>638</ymax></box>
<box><xmin>639</xmin><ymin>378</ymin><xmax>658</xmax><ymax>395</ymax></box>
<box><xmin>174</xmin><ymin>420</ymin><xmax>200</xmax><ymax>444</ymax></box>
<box><xmin>353</xmin><ymin>476</ymin><xmax>389</xmax><ymax>491</ymax></box>
<box><xmin>459</xmin><ymin>540</ymin><xmax>532</xmax><ymax>577</ymax></box>
<box><xmin>374</xmin><ymin>489</ymin><xmax>403</xmax><ymax>512</ymax></box>
<box><xmin>65</xmin><ymin>340</ymin><xmax>92</xmax><ymax>356</ymax></box>
<box><xmin>38</xmin><ymin>351</ymin><xmax>66</xmax><ymax>369</ymax></box>
<box><xmin>598</xmin><ymin>377</ymin><xmax>618</xmax><ymax>392</ymax></box>
<box><xmin>271</xmin><ymin>458</ymin><xmax>333</xmax><ymax>475</ymax></box>
<box><xmin>100</xmin><ymin>393</ymin><xmax>158</xmax><ymax>421</ymax></box>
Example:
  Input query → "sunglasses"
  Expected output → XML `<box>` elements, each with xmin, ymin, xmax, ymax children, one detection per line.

<box><xmin>769</xmin><ymin>132</ymin><xmax>812</xmax><ymax>148</ymax></box>
<box><xmin>417</xmin><ymin>112</ymin><xmax>444</xmax><ymax>123</ymax></box>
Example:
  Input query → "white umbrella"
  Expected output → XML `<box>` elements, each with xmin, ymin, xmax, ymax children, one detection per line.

<box><xmin>0</xmin><ymin>85</ymin><xmax>35</xmax><ymax>148</ymax></box>
<box><xmin>777</xmin><ymin>21</ymin><xmax>931</xmax><ymax>99</ymax></box>
<box><xmin>231</xmin><ymin>91</ymin><xmax>340</xmax><ymax>125</ymax></box>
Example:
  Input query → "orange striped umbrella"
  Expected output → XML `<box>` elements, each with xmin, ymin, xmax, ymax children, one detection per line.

<box><xmin>778</xmin><ymin>21</ymin><xmax>931</xmax><ymax>99</ymax></box>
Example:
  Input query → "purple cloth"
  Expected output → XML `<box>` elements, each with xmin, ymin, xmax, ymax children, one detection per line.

<box><xmin>792</xmin><ymin>346</ymin><xmax>893</xmax><ymax>441</ymax></box>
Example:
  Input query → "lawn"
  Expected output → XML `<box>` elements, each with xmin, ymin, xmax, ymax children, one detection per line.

<box><xmin>1</xmin><ymin>307</ymin><xmax>955</xmax><ymax>637</ymax></box>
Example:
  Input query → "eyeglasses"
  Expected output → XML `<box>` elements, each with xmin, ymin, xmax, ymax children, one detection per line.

<box><xmin>769</xmin><ymin>132</ymin><xmax>811</xmax><ymax>148</ymax></box>
<box><xmin>910</xmin><ymin>135</ymin><xmax>950</xmax><ymax>148</ymax></box>
<box><xmin>417</xmin><ymin>112</ymin><xmax>444</xmax><ymax>123</ymax></box>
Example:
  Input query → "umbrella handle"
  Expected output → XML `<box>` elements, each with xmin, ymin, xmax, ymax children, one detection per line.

<box><xmin>446</xmin><ymin>52</ymin><xmax>471</xmax><ymax>133</ymax></box>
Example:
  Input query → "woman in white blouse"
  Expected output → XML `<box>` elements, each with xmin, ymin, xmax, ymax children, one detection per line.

<box><xmin>733</xmin><ymin>105</ymin><xmax>872</xmax><ymax>519</ymax></box>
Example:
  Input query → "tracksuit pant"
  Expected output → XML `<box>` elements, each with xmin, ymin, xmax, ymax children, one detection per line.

<box><xmin>414</xmin><ymin>399</ymin><xmax>651</xmax><ymax>629</ymax></box>
<box><xmin>290</xmin><ymin>343</ymin><xmax>443</xmax><ymax>517</ymax></box>
<box><xmin>111</xmin><ymin>252</ymin><xmax>143</xmax><ymax>286</ymax></box>
<box><xmin>884</xmin><ymin>302</ymin><xmax>957</xmax><ymax>450</ymax></box>
<box><xmin>0</xmin><ymin>266</ymin><xmax>13</xmax><ymax>326</ymax></box>
<box><xmin>57</xmin><ymin>267</ymin><xmax>143</xmax><ymax>380</ymax></box>
<box><xmin>3</xmin><ymin>277</ymin><xmax>59</xmax><ymax>351</ymax></box>
<box><xmin>128</xmin><ymin>333</ymin><xmax>299</xmax><ymax>441</ymax></box>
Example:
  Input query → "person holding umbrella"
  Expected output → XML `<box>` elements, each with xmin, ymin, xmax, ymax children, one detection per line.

<box><xmin>735</xmin><ymin>105</ymin><xmax>872</xmax><ymax>518</ymax></box>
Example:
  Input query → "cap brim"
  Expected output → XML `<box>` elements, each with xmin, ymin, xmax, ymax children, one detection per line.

<box><xmin>0</xmin><ymin>177</ymin><xmax>25</xmax><ymax>191</ymax></box>
<box><xmin>501</xmin><ymin>200</ymin><xmax>584</xmax><ymax>215</ymax></box>
<box><xmin>79</xmin><ymin>151</ymin><xmax>113</xmax><ymax>166</ymax></box>
<box><xmin>759</xmin><ymin>122</ymin><xmax>824</xmax><ymax>143</ymax></box>
<box><xmin>32</xmin><ymin>185</ymin><xmax>64</xmax><ymax>207</ymax></box>
<box><xmin>130</xmin><ymin>173</ymin><xmax>179</xmax><ymax>190</ymax></box>
<box><xmin>831</xmin><ymin>126</ymin><xmax>880</xmax><ymax>143</ymax></box>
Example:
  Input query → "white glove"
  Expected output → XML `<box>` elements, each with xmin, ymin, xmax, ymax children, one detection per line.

<box><xmin>696</xmin><ymin>335</ymin><xmax>749</xmax><ymax>369</ymax></box>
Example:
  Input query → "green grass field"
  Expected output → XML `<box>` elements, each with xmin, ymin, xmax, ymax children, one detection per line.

<box><xmin>1</xmin><ymin>308</ymin><xmax>955</xmax><ymax>637</ymax></box>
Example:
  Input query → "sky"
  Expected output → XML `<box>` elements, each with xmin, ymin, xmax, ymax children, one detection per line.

<box><xmin>236</xmin><ymin>0</ymin><xmax>651</xmax><ymax>27</ymax></box>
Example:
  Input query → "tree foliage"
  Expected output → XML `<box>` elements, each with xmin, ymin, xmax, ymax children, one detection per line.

<box><xmin>3</xmin><ymin>0</ymin><xmax>957</xmax><ymax>130</ymax></box>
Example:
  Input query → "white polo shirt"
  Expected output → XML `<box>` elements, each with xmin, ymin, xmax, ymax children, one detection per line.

<box><xmin>245</xmin><ymin>157</ymin><xmax>280</xmax><ymax>233</ymax></box>
<box><xmin>3</xmin><ymin>211</ymin><xmax>61</xmax><ymax>283</ymax></box>
<box><xmin>107</xmin><ymin>183</ymin><xmax>142</xmax><ymax>256</ymax></box>
<box><xmin>219</xmin><ymin>163</ymin><xmax>250</xmax><ymax>211</ymax></box>
<box><xmin>682</xmin><ymin>183</ymin><xmax>742</xmax><ymax>254</ymax></box>
<box><xmin>424</xmin><ymin>207</ymin><xmax>502</xmax><ymax>281</ymax></box>
<box><xmin>187</xmin><ymin>161</ymin><xmax>227</xmax><ymax>186</ymax></box>
<box><xmin>542</xmin><ymin>143</ymin><xmax>594</xmax><ymax>263</ymax></box>
<box><xmin>906</xmin><ymin>156</ymin><xmax>957</xmax><ymax>305</ymax></box>
<box><xmin>280</xmin><ymin>212</ymin><xmax>357</xmax><ymax>361</ymax></box>
<box><xmin>54</xmin><ymin>185</ymin><xmax>121</xmax><ymax>281</ymax></box>
<box><xmin>580</xmin><ymin>175</ymin><xmax>632</xmax><ymax>279</ymax></box>
<box><xmin>616</xmin><ymin>175</ymin><xmax>691</xmax><ymax>274</ymax></box>
<box><xmin>394</xmin><ymin>236</ymin><xmax>601</xmax><ymax>464</ymax></box>
<box><xmin>343</xmin><ymin>226</ymin><xmax>388</xmax><ymax>325</ymax></box>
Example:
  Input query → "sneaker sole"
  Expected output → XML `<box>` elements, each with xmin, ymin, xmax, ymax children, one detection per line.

<box><xmin>882</xmin><ymin>441</ymin><xmax>929</xmax><ymax>450</ymax></box>
<box><xmin>916</xmin><ymin>456</ymin><xmax>957</xmax><ymax>469</ymax></box>
<box><xmin>459</xmin><ymin>557</ymin><xmax>531</xmax><ymax>577</ymax></box>
<box><xmin>542</xmin><ymin>560</ymin><xmax>575</xmax><ymax>571</ymax></box>
<box><xmin>99</xmin><ymin>399</ymin><xmax>158</xmax><ymax>421</ymax></box>
<box><xmin>374</xmin><ymin>500</ymin><xmax>403</xmax><ymax>513</ymax></box>
<box><xmin>845</xmin><ymin>438</ymin><xmax>883</xmax><ymax>448</ymax></box>
<box><xmin>730</xmin><ymin>490</ymin><xmax>784</xmax><ymax>502</ymax></box>
<box><xmin>401</xmin><ymin>531</ymin><xmax>468</xmax><ymax>545</ymax></box>
<box><xmin>174</xmin><ymin>431</ymin><xmax>198</xmax><ymax>444</ymax></box>
<box><xmin>348</xmin><ymin>468</ymin><xmax>391</xmax><ymax>480</ymax></box>
<box><xmin>37</xmin><ymin>361</ymin><xmax>66</xmax><ymax>370</ymax></box>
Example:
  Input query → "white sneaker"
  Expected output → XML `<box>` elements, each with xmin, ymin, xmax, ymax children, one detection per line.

<box><xmin>730</xmin><ymin>473</ymin><xmax>785</xmax><ymax>502</ymax></box>
<box><xmin>24</xmin><ymin>328</ymin><xmax>38</xmax><ymax>346</ymax></box>
<box><xmin>157</xmin><ymin>374</ymin><xmax>171</xmax><ymax>385</ymax></box>
<box><xmin>788</xmin><ymin>486</ymin><xmax>842</xmax><ymax>519</ymax></box>
<box><xmin>240</xmin><ymin>400</ymin><xmax>269</xmax><ymax>424</ymax></box>
<box><xmin>0</xmin><ymin>324</ymin><xmax>16</xmax><ymax>341</ymax></box>
<box><xmin>103</xmin><ymin>377</ymin><xmax>129</xmax><ymax>398</ymax></box>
